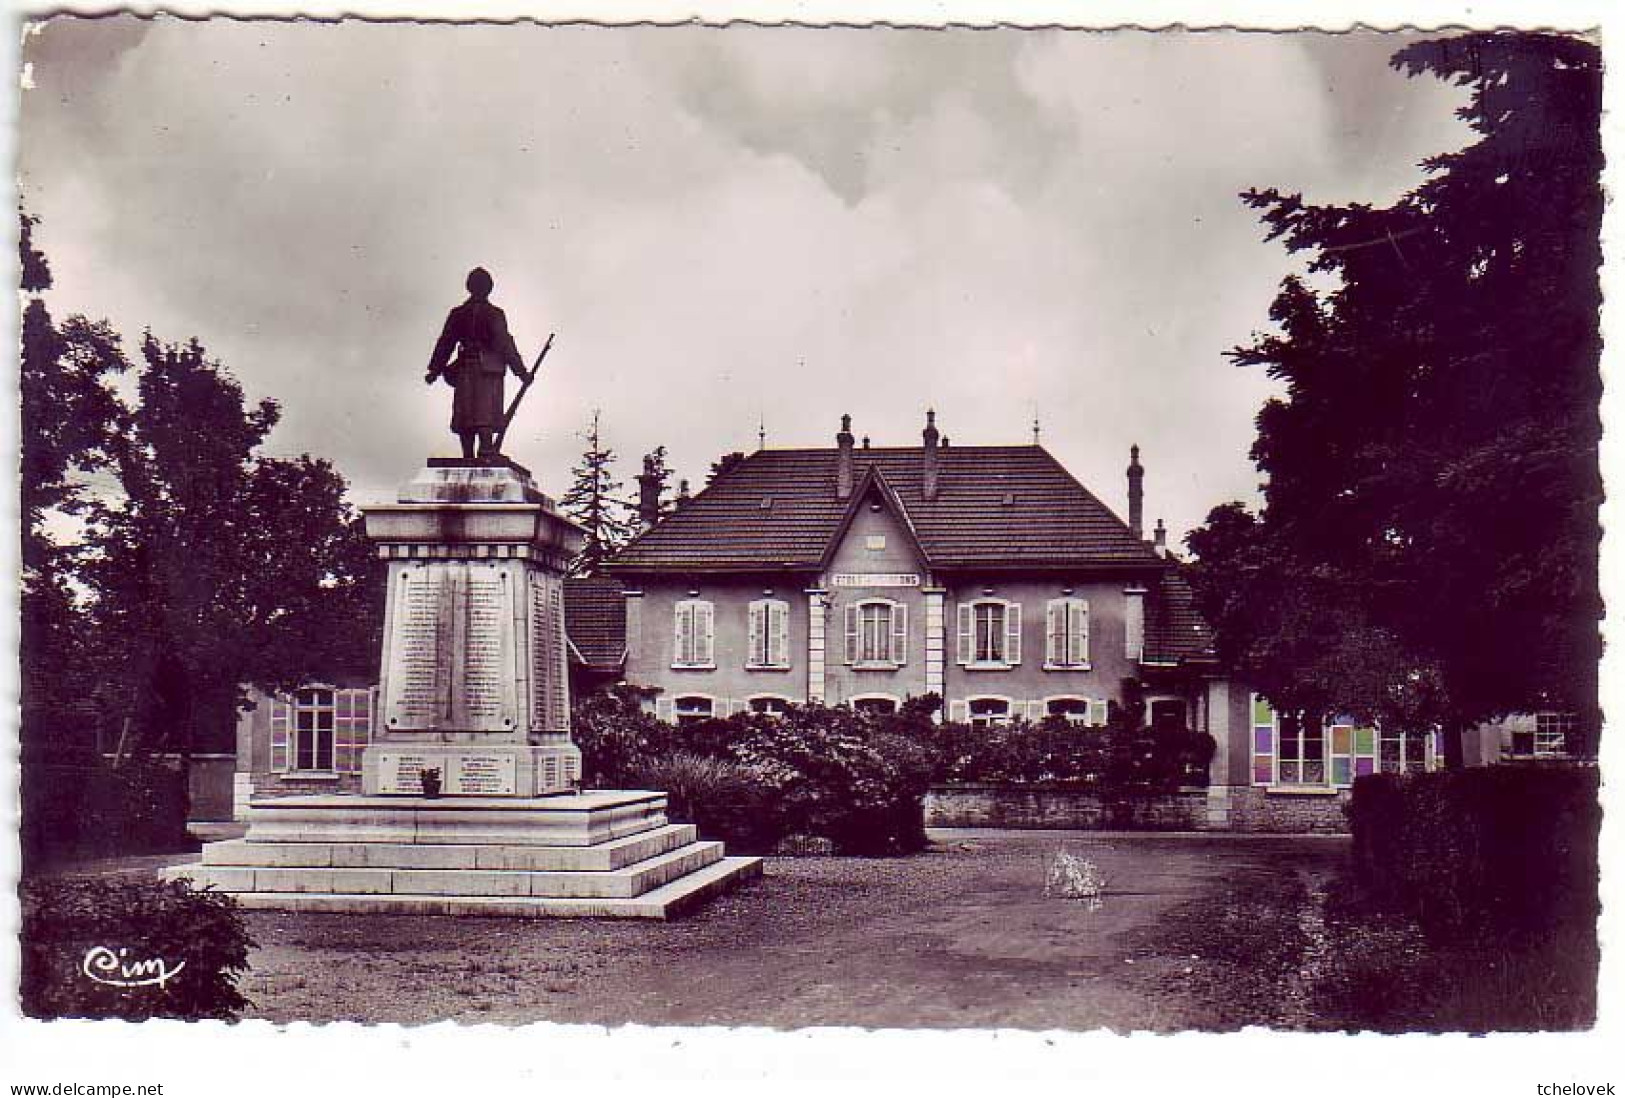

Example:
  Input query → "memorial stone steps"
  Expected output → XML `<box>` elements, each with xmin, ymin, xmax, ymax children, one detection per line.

<box><xmin>161</xmin><ymin>791</ymin><xmax>763</xmax><ymax>920</ymax></box>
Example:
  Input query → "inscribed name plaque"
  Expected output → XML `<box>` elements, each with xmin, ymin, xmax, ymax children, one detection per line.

<box><xmin>375</xmin><ymin>752</ymin><xmax>433</xmax><ymax>795</ymax></box>
<box><xmin>383</xmin><ymin>563</ymin><xmax>518</xmax><ymax>732</ymax></box>
<box><xmin>448</xmin><ymin>753</ymin><xmax>517</xmax><ymax>796</ymax></box>
<box><xmin>387</xmin><ymin>568</ymin><xmax>449</xmax><ymax>728</ymax></box>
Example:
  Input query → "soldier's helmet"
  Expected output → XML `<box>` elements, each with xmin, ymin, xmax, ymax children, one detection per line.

<box><xmin>466</xmin><ymin>267</ymin><xmax>494</xmax><ymax>299</ymax></box>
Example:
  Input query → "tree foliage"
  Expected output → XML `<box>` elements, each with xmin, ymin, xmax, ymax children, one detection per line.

<box><xmin>18</xmin><ymin>213</ymin><xmax>381</xmax><ymax>765</ymax></box>
<box><xmin>1186</xmin><ymin>33</ymin><xmax>1602</xmax><ymax>758</ymax></box>
<box><xmin>561</xmin><ymin>408</ymin><xmax>636</xmax><ymax>574</ymax></box>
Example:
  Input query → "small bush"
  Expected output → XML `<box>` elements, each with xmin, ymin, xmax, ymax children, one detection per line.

<box><xmin>628</xmin><ymin>751</ymin><xmax>783</xmax><ymax>855</ymax></box>
<box><xmin>21</xmin><ymin>876</ymin><xmax>256</xmax><ymax>1021</ymax></box>
<box><xmin>1347</xmin><ymin>766</ymin><xmax>1601</xmax><ymax>940</ymax></box>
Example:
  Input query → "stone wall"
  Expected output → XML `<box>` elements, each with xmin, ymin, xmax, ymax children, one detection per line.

<box><xmin>925</xmin><ymin>784</ymin><xmax>1212</xmax><ymax>830</ymax></box>
<box><xmin>1223</xmin><ymin>786</ymin><xmax>1351</xmax><ymax>833</ymax></box>
<box><xmin>925</xmin><ymin>783</ymin><xmax>1353</xmax><ymax>833</ymax></box>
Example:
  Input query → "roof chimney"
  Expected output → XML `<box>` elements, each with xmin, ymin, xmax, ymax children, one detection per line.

<box><xmin>922</xmin><ymin>409</ymin><xmax>941</xmax><ymax>501</ymax></box>
<box><xmin>1154</xmin><ymin>517</ymin><xmax>1167</xmax><ymax>555</ymax></box>
<box><xmin>836</xmin><ymin>414</ymin><xmax>856</xmax><ymax>499</ymax></box>
<box><xmin>675</xmin><ymin>478</ymin><xmax>691</xmax><ymax>510</ymax></box>
<box><xmin>1127</xmin><ymin>444</ymin><xmax>1144</xmax><ymax>540</ymax></box>
<box><xmin>636</xmin><ymin>454</ymin><xmax>661</xmax><ymax>529</ymax></box>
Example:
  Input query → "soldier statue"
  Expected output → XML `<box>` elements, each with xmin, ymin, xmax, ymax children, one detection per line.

<box><xmin>425</xmin><ymin>267</ymin><xmax>533</xmax><ymax>460</ymax></box>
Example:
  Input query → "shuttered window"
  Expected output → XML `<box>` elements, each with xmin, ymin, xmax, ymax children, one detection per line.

<box><xmin>273</xmin><ymin>687</ymin><xmax>373</xmax><ymax>775</ymax></box>
<box><xmin>844</xmin><ymin>599</ymin><xmax>907</xmax><ymax>666</ymax></box>
<box><xmin>747</xmin><ymin>599</ymin><xmax>792</xmax><ymax>669</ymax></box>
<box><xmin>673</xmin><ymin>599</ymin><xmax>715</xmax><ymax>667</ymax></box>
<box><xmin>957</xmin><ymin>599</ymin><xmax>1021</xmax><ymax>667</ymax></box>
<box><xmin>1044</xmin><ymin>598</ymin><xmax>1090</xmax><ymax>667</ymax></box>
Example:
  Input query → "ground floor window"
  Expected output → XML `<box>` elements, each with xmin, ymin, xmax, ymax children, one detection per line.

<box><xmin>1047</xmin><ymin>697</ymin><xmax>1090</xmax><ymax>724</ymax></box>
<box><xmin>749</xmin><ymin>695</ymin><xmax>792</xmax><ymax>717</ymax></box>
<box><xmin>968</xmin><ymin>697</ymin><xmax>1012</xmax><ymax>728</ymax></box>
<box><xmin>1508</xmin><ymin>712</ymin><xmax>1576</xmax><ymax>759</ymax></box>
<box><xmin>270</xmin><ymin>686</ymin><xmax>373</xmax><ymax>774</ymax></box>
<box><xmin>1379</xmin><ymin>728</ymin><xmax>1431</xmax><ymax>774</ymax></box>
<box><xmin>1276</xmin><ymin>713</ymin><xmax>1326</xmax><ymax>786</ymax></box>
<box><xmin>1251</xmin><ymin>695</ymin><xmax>1420</xmax><ymax>788</ymax></box>
<box><xmin>852</xmin><ymin>695</ymin><xmax>898</xmax><ymax>716</ymax></box>
<box><xmin>674</xmin><ymin>695</ymin><xmax>715</xmax><ymax>726</ymax></box>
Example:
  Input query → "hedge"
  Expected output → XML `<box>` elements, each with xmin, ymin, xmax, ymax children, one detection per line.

<box><xmin>1347</xmin><ymin>766</ymin><xmax>1600</xmax><ymax>940</ymax></box>
<box><xmin>21</xmin><ymin>876</ymin><xmax>256</xmax><ymax>1021</ymax></box>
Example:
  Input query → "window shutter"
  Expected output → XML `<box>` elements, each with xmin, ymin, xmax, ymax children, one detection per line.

<box><xmin>1045</xmin><ymin>600</ymin><xmax>1061</xmax><ymax>664</ymax></box>
<box><xmin>747</xmin><ymin>601</ymin><xmax>764</xmax><ymax>666</ymax></box>
<box><xmin>1072</xmin><ymin>601</ymin><xmax>1090</xmax><ymax>664</ymax></box>
<box><xmin>675</xmin><ymin>603</ymin><xmax>692</xmax><ymax>665</ymax></box>
<box><xmin>656</xmin><ymin>695</ymin><xmax>674</xmax><ymax>723</ymax></box>
<box><xmin>892</xmin><ymin>602</ymin><xmax>908</xmax><ymax>665</ymax></box>
<box><xmin>269</xmin><ymin>697</ymin><xmax>291</xmax><ymax>772</ymax></box>
<box><xmin>698</xmin><ymin>602</ymin><xmax>715</xmax><ymax>664</ymax></box>
<box><xmin>334</xmin><ymin>689</ymin><xmax>368</xmax><ymax>774</ymax></box>
<box><xmin>845</xmin><ymin>603</ymin><xmax>859</xmax><ymax>665</ymax></box>
<box><xmin>1088</xmin><ymin>699</ymin><xmax>1109</xmax><ymax>727</ymax></box>
<box><xmin>1251</xmin><ymin>694</ymin><xmax>1276</xmax><ymax>786</ymax></box>
<box><xmin>948</xmin><ymin>699</ymin><xmax>969</xmax><ymax>723</ymax></box>
<box><xmin>773</xmin><ymin>601</ymin><xmax>790</xmax><ymax>667</ymax></box>
<box><xmin>1026</xmin><ymin>699</ymin><xmax>1046</xmax><ymax>723</ymax></box>
<box><xmin>1005</xmin><ymin>602</ymin><xmax>1022</xmax><ymax>665</ymax></box>
<box><xmin>957</xmin><ymin>603</ymin><xmax>972</xmax><ymax>666</ymax></box>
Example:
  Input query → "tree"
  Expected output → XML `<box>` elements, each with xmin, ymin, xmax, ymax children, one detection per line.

<box><xmin>17</xmin><ymin>210</ymin><xmax>130</xmax><ymax>756</ymax></box>
<box><xmin>709</xmin><ymin>450</ymin><xmax>746</xmax><ymax>484</ymax></box>
<box><xmin>1187</xmin><ymin>33</ymin><xmax>1602</xmax><ymax>763</ymax></box>
<box><xmin>78</xmin><ymin>335</ymin><xmax>379</xmax><ymax>762</ymax></box>
<box><xmin>561</xmin><ymin>409</ymin><xmax>635</xmax><ymax>575</ymax></box>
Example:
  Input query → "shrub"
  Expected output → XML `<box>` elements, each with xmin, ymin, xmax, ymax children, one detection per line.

<box><xmin>21</xmin><ymin>876</ymin><xmax>256</xmax><ymax>1021</ymax></box>
<box><xmin>572</xmin><ymin>685</ymin><xmax>678</xmax><ymax>787</ymax></box>
<box><xmin>1347</xmin><ymin>766</ymin><xmax>1601</xmax><ymax>940</ymax></box>
<box><xmin>628</xmin><ymin>751</ymin><xmax>783</xmax><ymax>855</ymax></box>
<box><xmin>726</xmin><ymin>706</ymin><xmax>931</xmax><ymax>856</ymax></box>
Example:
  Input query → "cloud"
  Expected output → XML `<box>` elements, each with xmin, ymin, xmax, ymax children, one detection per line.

<box><xmin>18</xmin><ymin>19</ymin><xmax>1470</xmax><ymax>543</ymax></box>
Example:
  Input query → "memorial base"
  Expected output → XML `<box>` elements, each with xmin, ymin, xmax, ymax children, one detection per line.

<box><xmin>161</xmin><ymin>791</ymin><xmax>762</xmax><ymax>919</ymax></box>
<box><xmin>360</xmin><ymin>742</ymin><xmax>581</xmax><ymax>797</ymax></box>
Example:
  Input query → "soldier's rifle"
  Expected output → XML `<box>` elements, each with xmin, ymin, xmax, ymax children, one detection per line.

<box><xmin>494</xmin><ymin>332</ymin><xmax>555</xmax><ymax>453</ymax></box>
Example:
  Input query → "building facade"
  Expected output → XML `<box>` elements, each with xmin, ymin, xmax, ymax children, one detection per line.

<box><xmin>607</xmin><ymin>413</ymin><xmax>1227</xmax><ymax>743</ymax></box>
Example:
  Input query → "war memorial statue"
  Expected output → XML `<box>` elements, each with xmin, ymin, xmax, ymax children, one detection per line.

<box><xmin>425</xmin><ymin>266</ymin><xmax>537</xmax><ymax>460</ymax></box>
<box><xmin>160</xmin><ymin>271</ymin><xmax>760</xmax><ymax>916</ymax></box>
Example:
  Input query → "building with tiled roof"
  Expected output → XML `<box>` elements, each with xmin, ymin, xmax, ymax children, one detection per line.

<box><xmin>605</xmin><ymin>412</ymin><xmax>1229</xmax><ymax>739</ymax></box>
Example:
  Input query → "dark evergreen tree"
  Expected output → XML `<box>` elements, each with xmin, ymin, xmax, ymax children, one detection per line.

<box><xmin>1187</xmin><ymin>33</ymin><xmax>1602</xmax><ymax>763</ymax></box>
<box><xmin>561</xmin><ymin>409</ymin><xmax>635</xmax><ymax>575</ymax></box>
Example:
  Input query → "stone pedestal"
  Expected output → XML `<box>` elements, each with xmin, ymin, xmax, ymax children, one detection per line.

<box><xmin>362</xmin><ymin>459</ymin><xmax>583</xmax><ymax>796</ymax></box>
<box><xmin>164</xmin><ymin>457</ymin><xmax>764</xmax><ymax>918</ymax></box>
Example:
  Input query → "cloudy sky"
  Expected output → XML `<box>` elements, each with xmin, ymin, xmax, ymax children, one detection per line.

<box><xmin>18</xmin><ymin>19</ymin><xmax>1471</xmax><ymax>543</ymax></box>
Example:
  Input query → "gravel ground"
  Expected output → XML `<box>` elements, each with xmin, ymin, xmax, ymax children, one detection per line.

<box><xmin>223</xmin><ymin>830</ymin><xmax>1350</xmax><ymax>1030</ymax></box>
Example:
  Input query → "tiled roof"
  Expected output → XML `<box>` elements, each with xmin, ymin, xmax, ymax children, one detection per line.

<box><xmin>563</xmin><ymin>574</ymin><xmax>626</xmax><ymax>667</ymax></box>
<box><xmin>1145</xmin><ymin>566</ymin><xmax>1218</xmax><ymax>664</ymax></box>
<box><xmin>608</xmin><ymin>446</ymin><xmax>1163</xmax><ymax>574</ymax></box>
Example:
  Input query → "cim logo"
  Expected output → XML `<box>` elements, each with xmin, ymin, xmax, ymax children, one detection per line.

<box><xmin>80</xmin><ymin>946</ymin><xmax>187</xmax><ymax>990</ymax></box>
